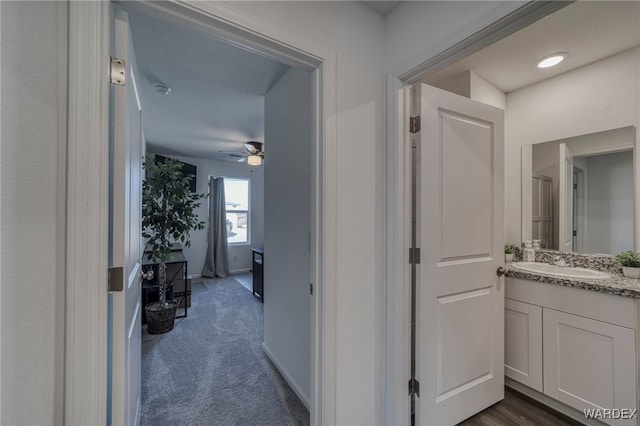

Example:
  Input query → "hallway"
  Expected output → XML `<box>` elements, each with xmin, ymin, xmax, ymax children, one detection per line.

<box><xmin>141</xmin><ymin>275</ymin><xmax>309</xmax><ymax>425</ymax></box>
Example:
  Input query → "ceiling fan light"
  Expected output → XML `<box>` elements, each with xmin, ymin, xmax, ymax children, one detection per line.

<box><xmin>247</xmin><ymin>154</ymin><xmax>262</xmax><ymax>166</ymax></box>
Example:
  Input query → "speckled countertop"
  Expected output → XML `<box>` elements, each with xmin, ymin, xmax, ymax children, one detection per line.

<box><xmin>505</xmin><ymin>262</ymin><xmax>640</xmax><ymax>299</ymax></box>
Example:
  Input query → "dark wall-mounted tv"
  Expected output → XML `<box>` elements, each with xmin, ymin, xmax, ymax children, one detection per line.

<box><xmin>155</xmin><ymin>155</ymin><xmax>197</xmax><ymax>193</ymax></box>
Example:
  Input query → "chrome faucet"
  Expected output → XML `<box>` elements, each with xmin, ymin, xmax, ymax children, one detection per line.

<box><xmin>553</xmin><ymin>256</ymin><xmax>574</xmax><ymax>268</ymax></box>
<box><xmin>554</xmin><ymin>256</ymin><xmax>567</xmax><ymax>267</ymax></box>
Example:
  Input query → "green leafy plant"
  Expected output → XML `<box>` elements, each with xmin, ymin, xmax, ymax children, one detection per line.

<box><xmin>142</xmin><ymin>156</ymin><xmax>206</xmax><ymax>306</ymax></box>
<box><xmin>615</xmin><ymin>250</ymin><xmax>640</xmax><ymax>268</ymax></box>
<box><xmin>504</xmin><ymin>243</ymin><xmax>518</xmax><ymax>254</ymax></box>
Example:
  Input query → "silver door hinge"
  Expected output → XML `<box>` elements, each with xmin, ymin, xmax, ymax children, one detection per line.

<box><xmin>108</xmin><ymin>266</ymin><xmax>124</xmax><ymax>292</ymax></box>
<box><xmin>410</xmin><ymin>116</ymin><xmax>421</xmax><ymax>133</ymax></box>
<box><xmin>310</xmin><ymin>283</ymin><xmax>313</xmax><ymax>295</ymax></box>
<box><xmin>409</xmin><ymin>248</ymin><xmax>421</xmax><ymax>265</ymax></box>
<box><xmin>109</xmin><ymin>57</ymin><xmax>126</xmax><ymax>86</ymax></box>
<box><xmin>408</xmin><ymin>378</ymin><xmax>420</xmax><ymax>397</ymax></box>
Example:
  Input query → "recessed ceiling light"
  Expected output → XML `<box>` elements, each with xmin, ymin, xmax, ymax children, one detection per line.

<box><xmin>152</xmin><ymin>83</ymin><xmax>171</xmax><ymax>95</ymax></box>
<box><xmin>537</xmin><ymin>52</ymin><xmax>568</xmax><ymax>69</ymax></box>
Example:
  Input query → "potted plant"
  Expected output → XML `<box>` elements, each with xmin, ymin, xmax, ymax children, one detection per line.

<box><xmin>142</xmin><ymin>156</ymin><xmax>206</xmax><ymax>334</ymax></box>
<box><xmin>504</xmin><ymin>243</ymin><xmax>517</xmax><ymax>262</ymax></box>
<box><xmin>615</xmin><ymin>250</ymin><xmax>640</xmax><ymax>279</ymax></box>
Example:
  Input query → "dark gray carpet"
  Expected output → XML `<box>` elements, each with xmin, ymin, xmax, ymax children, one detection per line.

<box><xmin>141</xmin><ymin>276</ymin><xmax>310</xmax><ymax>426</ymax></box>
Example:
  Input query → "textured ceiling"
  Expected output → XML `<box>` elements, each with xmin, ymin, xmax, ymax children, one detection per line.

<box><xmin>125</xmin><ymin>7</ymin><xmax>290</xmax><ymax>161</ymax></box>
<box><xmin>423</xmin><ymin>1</ymin><xmax>640</xmax><ymax>93</ymax></box>
<box><xmin>361</xmin><ymin>1</ymin><xmax>401</xmax><ymax>16</ymax></box>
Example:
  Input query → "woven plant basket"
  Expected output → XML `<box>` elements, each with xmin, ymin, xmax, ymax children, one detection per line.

<box><xmin>145</xmin><ymin>300</ymin><xmax>179</xmax><ymax>334</ymax></box>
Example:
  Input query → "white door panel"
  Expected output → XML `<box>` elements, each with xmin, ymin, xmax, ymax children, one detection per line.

<box><xmin>440</xmin><ymin>112</ymin><xmax>493</xmax><ymax>260</ymax></box>
<box><xmin>416</xmin><ymin>83</ymin><xmax>505</xmax><ymax>425</ymax></box>
<box><xmin>559</xmin><ymin>143</ymin><xmax>574</xmax><ymax>252</ymax></box>
<box><xmin>111</xmin><ymin>9</ymin><xmax>143</xmax><ymax>426</ymax></box>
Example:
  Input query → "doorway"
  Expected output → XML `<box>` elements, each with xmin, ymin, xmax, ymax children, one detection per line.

<box><xmin>123</xmin><ymin>3</ymin><xmax>313</xmax><ymax>424</ymax></box>
<box><xmin>385</xmin><ymin>2</ymin><xmax>571</xmax><ymax>425</ymax></box>
<box><xmin>65</xmin><ymin>2</ymin><xmax>331</xmax><ymax>424</ymax></box>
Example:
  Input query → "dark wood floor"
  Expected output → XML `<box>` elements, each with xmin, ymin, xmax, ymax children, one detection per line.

<box><xmin>459</xmin><ymin>388</ymin><xmax>584</xmax><ymax>426</ymax></box>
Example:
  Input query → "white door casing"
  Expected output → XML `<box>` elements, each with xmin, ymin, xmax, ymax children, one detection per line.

<box><xmin>416</xmin><ymin>83</ymin><xmax>505</xmax><ymax>425</ymax></box>
<box><xmin>559</xmin><ymin>143</ymin><xmax>574</xmax><ymax>252</ymax></box>
<box><xmin>111</xmin><ymin>10</ymin><xmax>143</xmax><ymax>426</ymax></box>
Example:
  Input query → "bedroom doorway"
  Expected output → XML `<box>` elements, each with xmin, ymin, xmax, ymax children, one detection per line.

<box><xmin>65</xmin><ymin>2</ymin><xmax>331</xmax><ymax>424</ymax></box>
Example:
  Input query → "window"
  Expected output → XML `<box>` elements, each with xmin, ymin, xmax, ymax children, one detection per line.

<box><xmin>224</xmin><ymin>178</ymin><xmax>250</xmax><ymax>245</ymax></box>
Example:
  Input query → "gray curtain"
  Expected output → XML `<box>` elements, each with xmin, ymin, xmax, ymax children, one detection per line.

<box><xmin>202</xmin><ymin>176</ymin><xmax>230</xmax><ymax>277</ymax></box>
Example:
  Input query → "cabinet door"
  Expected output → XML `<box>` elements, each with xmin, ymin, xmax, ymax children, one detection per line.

<box><xmin>505</xmin><ymin>299</ymin><xmax>543</xmax><ymax>391</ymax></box>
<box><xmin>543</xmin><ymin>309</ymin><xmax>637</xmax><ymax>425</ymax></box>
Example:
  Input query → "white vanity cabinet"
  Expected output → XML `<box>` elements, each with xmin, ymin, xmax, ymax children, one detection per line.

<box><xmin>543</xmin><ymin>308</ymin><xmax>636</xmax><ymax>424</ymax></box>
<box><xmin>505</xmin><ymin>277</ymin><xmax>639</xmax><ymax>425</ymax></box>
<box><xmin>505</xmin><ymin>299</ymin><xmax>543</xmax><ymax>391</ymax></box>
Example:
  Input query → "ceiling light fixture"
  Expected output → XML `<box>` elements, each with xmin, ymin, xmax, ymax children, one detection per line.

<box><xmin>247</xmin><ymin>154</ymin><xmax>262</xmax><ymax>166</ymax></box>
<box><xmin>537</xmin><ymin>52</ymin><xmax>568</xmax><ymax>69</ymax></box>
<box><xmin>152</xmin><ymin>83</ymin><xmax>171</xmax><ymax>95</ymax></box>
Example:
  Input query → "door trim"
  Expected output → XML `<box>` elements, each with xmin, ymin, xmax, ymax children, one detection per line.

<box><xmin>65</xmin><ymin>1</ymin><xmax>336</xmax><ymax>425</ymax></box>
<box><xmin>384</xmin><ymin>2</ymin><xmax>571</xmax><ymax>424</ymax></box>
<box><xmin>65</xmin><ymin>3</ymin><xmax>110</xmax><ymax>424</ymax></box>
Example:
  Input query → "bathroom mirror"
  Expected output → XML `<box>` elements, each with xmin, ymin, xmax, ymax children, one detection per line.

<box><xmin>521</xmin><ymin>126</ymin><xmax>636</xmax><ymax>255</ymax></box>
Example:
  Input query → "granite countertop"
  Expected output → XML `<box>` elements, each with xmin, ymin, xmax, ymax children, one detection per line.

<box><xmin>505</xmin><ymin>263</ymin><xmax>640</xmax><ymax>299</ymax></box>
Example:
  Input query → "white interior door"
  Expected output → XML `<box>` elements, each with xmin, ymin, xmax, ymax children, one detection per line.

<box><xmin>110</xmin><ymin>9</ymin><xmax>144</xmax><ymax>426</ymax></box>
<box><xmin>558</xmin><ymin>143</ymin><xmax>574</xmax><ymax>252</ymax></box>
<box><xmin>416</xmin><ymin>83</ymin><xmax>505</xmax><ymax>425</ymax></box>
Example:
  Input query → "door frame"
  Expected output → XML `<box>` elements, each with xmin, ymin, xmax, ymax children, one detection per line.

<box><xmin>383</xmin><ymin>2</ymin><xmax>570</xmax><ymax>424</ymax></box>
<box><xmin>65</xmin><ymin>1</ymin><xmax>336</xmax><ymax>424</ymax></box>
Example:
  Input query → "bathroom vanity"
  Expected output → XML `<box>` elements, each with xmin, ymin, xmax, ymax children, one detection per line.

<box><xmin>505</xmin><ymin>254</ymin><xmax>640</xmax><ymax>426</ymax></box>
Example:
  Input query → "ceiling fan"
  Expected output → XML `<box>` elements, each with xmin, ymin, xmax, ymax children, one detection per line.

<box><xmin>219</xmin><ymin>141</ymin><xmax>265</xmax><ymax>165</ymax></box>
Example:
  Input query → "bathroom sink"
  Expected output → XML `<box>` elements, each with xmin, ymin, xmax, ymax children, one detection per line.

<box><xmin>510</xmin><ymin>262</ymin><xmax>610</xmax><ymax>280</ymax></box>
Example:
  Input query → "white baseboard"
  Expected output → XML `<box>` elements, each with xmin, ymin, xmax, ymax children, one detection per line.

<box><xmin>505</xmin><ymin>378</ymin><xmax>598</xmax><ymax>425</ymax></box>
<box><xmin>262</xmin><ymin>342</ymin><xmax>310</xmax><ymax>410</ymax></box>
<box><xmin>188</xmin><ymin>274</ymin><xmax>202</xmax><ymax>279</ymax></box>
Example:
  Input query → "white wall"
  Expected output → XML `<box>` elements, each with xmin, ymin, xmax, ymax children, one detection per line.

<box><xmin>385</xmin><ymin>1</ymin><xmax>524</xmax><ymax>74</ymax></box>
<box><xmin>189</xmin><ymin>3</ymin><xmax>386</xmax><ymax>423</ymax></box>
<box><xmin>585</xmin><ymin>151</ymin><xmax>634</xmax><ymax>254</ymax></box>
<box><xmin>470</xmin><ymin>72</ymin><xmax>506</xmax><ymax>110</ymax></box>
<box><xmin>154</xmin><ymin>154</ymin><xmax>264</xmax><ymax>276</ymax></box>
<box><xmin>507</xmin><ymin>47</ymin><xmax>640</xmax><ymax>245</ymax></box>
<box><xmin>423</xmin><ymin>71</ymin><xmax>506</xmax><ymax>109</ymax></box>
<box><xmin>263</xmin><ymin>67</ymin><xmax>312</xmax><ymax>406</ymax></box>
<box><xmin>1</xmin><ymin>2</ymin><xmax>66</xmax><ymax>424</ymax></box>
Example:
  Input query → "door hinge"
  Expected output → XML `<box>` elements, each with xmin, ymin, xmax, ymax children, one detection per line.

<box><xmin>410</xmin><ymin>116</ymin><xmax>421</xmax><ymax>134</ymax></box>
<box><xmin>109</xmin><ymin>57</ymin><xmax>126</xmax><ymax>86</ymax></box>
<box><xmin>108</xmin><ymin>266</ymin><xmax>124</xmax><ymax>292</ymax></box>
<box><xmin>310</xmin><ymin>283</ymin><xmax>313</xmax><ymax>295</ymax></box>
<box><xmin>409</xmin><ymin>247</ymin><xmax>421</xmax><ymax>264</ymax></box>
<box><xmin>573</xmin><ymin>230</ymin><xmax>577</xmax><ymax>237</ymax></box>
<box><xmin>573</xmin><ymin>183</ymin><xmax>578</xmax><ymax>190</ymax></box>
<box><xmin>408</xmin><ymin>378</ymin><xmax>420</xmax><ymax>397</ymax></box>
